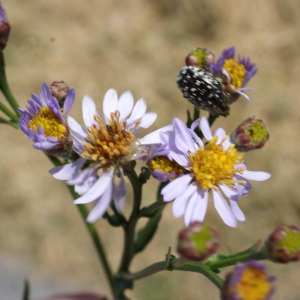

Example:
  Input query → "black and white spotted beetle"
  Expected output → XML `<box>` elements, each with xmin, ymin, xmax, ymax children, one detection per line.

<box><xmin>177</xmin><ymin>65</ymin><xmax>230</xmax><ymax>117</ymax></box>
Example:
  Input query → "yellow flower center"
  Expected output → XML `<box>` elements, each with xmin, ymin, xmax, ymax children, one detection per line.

<box><xmin>150</xmin><ymin>156</ymin><xmax>182</xmax><ymax>180</ymax></box>
<box><xmin>223</xmin><ymin>58</ymin><xmax>246</xmax><ymax>90</ymax></box>
<box><xmin>234</xmin><ymin>267</ymin><xmax>272</xmax><ymax>300</ymax></box>
<box><xmin>246</xmin><ymin>120</ymin><xmax>268</xmax><ymax>143</ymax></box>
<box><xmin>28</xmin><ymin>106</ymin><xmax>66</xmax><ymax>138</ymax></box>
<box><xmin>81</xmin><ymin>111</ymin><xmax>137</xmax><ymax>168</ymax></box>
<box><xmin>189</xmin><ymin>136</ymin><xmax>245</xmax><ymax>190</ymax></box>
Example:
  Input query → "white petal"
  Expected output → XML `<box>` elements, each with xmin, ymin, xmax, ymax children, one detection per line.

<box><xmin>191</xmin><ymin>119</ymin><xmax>200</xmax><ymax>131</ymax></box>
<box><xmin>200</xmin><ymin>116</ymin><xmax>213</xmax><ymax>141</ymax></box>
<box><xmin>114</xmin><ymin>176</ymin><xmax>127</xmax><ymax>213</ymax></box>
<box><xmin>74</xmin><ymin>171</ymin><xmax>113</xmax><ymax>204</ymax></box>
<box><xmin>184</xmin><ymin>191</ymin><xmax>198</xmax><ymax>226</ymax></box>
<box><xmin>49</xmin><ymin>158</ymin><xmax>86</xmax><ymax>180</ymax></box>
<box><xmin>230</xmin><ymin>200</ymin><xmax>246</xmax><ymax>221</ymax></box>
<box><xmin>241</xmin><ymin>170</ymin><xmax>271</xmax><ymax>181</ymax></box>
<box><xmin>82</xmin><ymin>95</ymin><xmax>97</xmax><ymax>127</ymax></box>
<box><xmin>173</xmin><ymin>118</ymin><xmax>196</xmax><ymax>153</ymax></box>
<box><xmin>117</xmin><ymin>91</ymin><xmax>134</xmax><ymax>120</ymax></box>
<box><xmin>214</xmin><ymin>128</ymin><xmax>226</xmax><ymax>144</ymax></box>
<box><xmin>127</xmin><ymin>98</ymin><xmax>146</xmax><ymax>123</ymax></box>
<box><xmin>138</xmin><ymin>112</ymin><xmax>157</xmax><ymax>129</ymax></box>
<box><xmin>161</xmin><ymin>174</ymin><xmax>193</xmax><ymax>202</ymax></box>
<box><xmin>103</xmin><ymin>89</ymin><xmax>118</xmax><ymax>122</ymax></box>
<box><xmin>172</xmin><ymin>183</ymin><xmax>198</xmax><ymax>218</ymax></box>
<box><xmin>191</xmin><ymin>189</ymin><xmax>208</xmax><ymax>222</ymax></box>
<box><xmin>219</xmin><ymin>184</ymin><xmax>238</xmax><ymax>198</ymax></box>
<box><xmin>139</xmin><ymin>124</ymin><xmax>173</xmax><ymax>145</ymax></box>
<box><xmin>68</xmin><ymin>116</ymin><xmax>87</xmax><ymax>138</ymax></box>
<box><xmin>212</xmin><ymin>190</ymin><xmax>237</xmax><ymax>227</ymax></box>
<box><xmin>87</xmin><ymin>181</ymin><xmax>113</xmax><ymax>223</ymax></box>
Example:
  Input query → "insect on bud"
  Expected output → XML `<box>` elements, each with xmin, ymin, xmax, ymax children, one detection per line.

<box><xmin>265</xmin><ymin>225</ymin><xmax>300</xmax><ymax>263</ymax></box>
<box><xmin>50</xmin><ymin>81</ymin><xmax>70</xmax><ymax>107</ymax></box>
<box><xmin>177</xmin><ymin>222</ymin><xmax>219</xmax><ymax>261</ymax></box>
<box><xmin>230</xmin><ymin>117</ymin><xmax>269</xmax><ymax>152</ymax></box>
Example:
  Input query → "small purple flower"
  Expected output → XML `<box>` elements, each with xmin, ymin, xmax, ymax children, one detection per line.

<box><xmin>0</xmin><ymin>3</ymin><xmax>10</xmax><ymax>50</ymax></box>
<box><xmin>214</xmin><ymin>46</ymin><xmax>258</xmax><ymax>102</ymax></box>
<box><xmin>143</xmin><ymin>117</ymin><xmax>271</xmax><ymax>227</ymax></box>
<box><xmin>221</xmin><ymin>260</ymin><xmax>276</xmax><ymax>300</ymax></box>
<box><xmin>50</xmin><ymin>89</ymin><xmax>157</xmax><ymax>223</ymax></box>
<box><xmin>18</xmin><ymin>83</ymin><xmax>75</xmax><ymax>153</ymax></box>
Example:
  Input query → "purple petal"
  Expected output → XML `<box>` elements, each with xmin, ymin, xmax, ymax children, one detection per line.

<box><xmin>241</xmin><ymin>170</ymin><xmax>271</xmax><ymax>181</ymax></box>
<box><xmin>63</xmin><ymin>88</ymin><xmax>75</xmax><ymax>115</ymax></box>
<box><xmin>49</xmin><ymin>158</ymin><xmax>86</xmax><ymax>180</ymax></box>
<box><xmin>230</xmin><ymin>199</ymin><xmax>245</xmax><ymax>221</ymax></box>
<box><xmin>114</xmin><ymin>175</ymin><xmax>127</xmax><ymax>213</ymax></box>
<box><xmin>173</xmin><ymin>118</ymin><xmax>196</xmax><ymax>153</ymax></box>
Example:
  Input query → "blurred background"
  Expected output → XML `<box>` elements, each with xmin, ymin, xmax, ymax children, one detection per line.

<box><xmin>1</xmin><ymin>0</ymin><xmax>300</xmax><ymax>299</ymax></box>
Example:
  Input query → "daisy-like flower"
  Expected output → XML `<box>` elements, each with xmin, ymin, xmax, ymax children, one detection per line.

<box><xmin>213</xmin><ymin>46</ymin><xmax>258</xmax><ymax>102</ymax></box>
<box><xmin>50</xmin><ymin>89</ymin><xmax>157</xmax><ymax>223</ymax></box>
<box><xmin>221</xmin><ymin>260</ymin><xmax>276</xmax><ymax>300</ymax></box>
<box><xmin>148</xmin><ymin>116</ymin><xmax>270</xmax><ymax>227</ymax></box>
<box><xmin>18</xmin><ymin>83</ymin><xmax>75</xmax><ymax>155</ymax></box>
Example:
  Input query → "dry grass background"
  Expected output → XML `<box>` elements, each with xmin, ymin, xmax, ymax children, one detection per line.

<box><xmin>1</xmin><ymin>0</ymin><xmax>300</xmax><ymax>299</ymax></box>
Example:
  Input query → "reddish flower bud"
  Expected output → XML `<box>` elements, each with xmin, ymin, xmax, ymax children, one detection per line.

<box><xmin>230</xmin><ymin>117</ymin><xmax>269</xmax><ymax>152</ymax></box>
<box><xmin>50</xmin><ymin>81</ymin><xmax>70</xmax><ymax>106</ymax></box>
<box><xmin>177</xmin><ymin>222</ymin><xmax>219</xmax><ymax>261</ymax></box>
<box><xmin>0</xmin><ymin>3</ymin><xmax>10</xmax><ymax>50</ymax></box>
<box><xmin>265</xmin><ymin>225</ymin><xmax>300</xmax><ymax>263</ymax></box>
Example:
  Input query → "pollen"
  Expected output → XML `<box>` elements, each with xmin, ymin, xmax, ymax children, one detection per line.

<box><xmin>189</xmin><ymin>136</ymin><xmax>245</xmax><ymax>190</ymax></box>
<box><xmin>150</xmin><ymin>156</ymin><xmax>182</xmax><ymax>180</ymax></box>
<box><xmin>223</xmin><ymin>58</ymin><xmax>246</xmax><ymax>90</ymax></box>
<box><xmin>234</xmin><ymin>267</ymin><xmax>272</xmax><ymax>300</ymax></box>
<box><xmin>81</xmin><ymin>111</ymin><xmax>136</xmax><ymax>168</ymax></box>
<box><xmin>28</xmin><ymin>106</ymin><xmax>66</xmax><ymax>138</ymax></box>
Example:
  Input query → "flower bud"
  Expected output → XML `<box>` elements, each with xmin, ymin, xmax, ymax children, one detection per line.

<box><xmin>177</xmin><ymin>222</ymin><xmax>219</xmax><ymax>261</ymax></box>
<box><xmin>0</xmin><ymin>3</ymin><xmax>10</xmax><ymax>50</ymax></box>
<box><xmin>221</xmin><ymin>260</ymin><xmax>276</xmax><ymax>300</ymax></box>
<box><xmin>230</xmin><ymin>117</ymin><xmax>269</xmax><ymax>152</ymax></box>
<box><xmin>50</xmin><ymin>81</ymin><xmax>70</xmax><ymax>106</ymax></box>
<box><xmin>185</xmin><ymin>48</ymin><xmax>215</xmax><ymax>72</ymax></box>
<box><xmin>265</xmin><ymin>225</ymin><xmax>300</xmax><ymax>263</ymax></box>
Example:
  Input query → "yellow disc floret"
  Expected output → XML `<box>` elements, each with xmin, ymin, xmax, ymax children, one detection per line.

<box><xmin>189</xmin><ymin>136</ymin><xmax>245</xmax><ymax>190</ymax></box>
<box><xmin>28</xmin><ymin>106</ymin><xmax>66</xmax><ymax>138</ymax></box>
<box><xmin>223</xmin><ymin>58</ymin><xmax>246</xmax><ymax>90</ymax></box>
<box><xmin>234</xmin><ymin>267</ymin><xmax>272</xmax><ymax>300</ymax></box>
<box><xmin>81</xmin><ymin>111</ymin><xmax>136</xmax><ymax>168</ymax></box>
<box><xmin>150</xmin><ymin>156</ymin><xmax>182</xmax><ymax>180</ymax></box>
<box><xmin>246</xmin><ymin>120</ymin><xmax>268</xmax><ymax>143</ymax></box>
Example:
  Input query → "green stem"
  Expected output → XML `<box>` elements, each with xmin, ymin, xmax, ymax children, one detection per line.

<box><xmin>138</xmin><ymin>200</ymin><xmax>166</xmax><ymax>218</ymax></box>
<box><xmin>122</xmin><ymin>257</ymin><xmax>224</xmax><ymax>291</ymax></box>
<box><xmin>118</xmin><ymin>170</ymin><xmax>142</xmax><ymax>272</ymax></box>
<box><xmin>46</xmin><ymin>154</ymin><xmax>117</xmax><ymax>299</ymax></box>
<box><xmin>208</xmin><ymin>114</ymin><xmax>219</xmax><ymax>127</ymax></box>
<box><xmin>0</xmin><ymin>115</ymin><xmax>19</xmax><ymax>128</ymax></box>
<box><xmin>0</xmin><ymin>51</ymin><xmax>20</xmax><ymax>115</ymax></box>
<box><xmin>0</xmin><ymin>101</ymin><xmax>19</xmax><ymax>122</ymax></box>
<box><xmin>205</xmin><ymin>249</ymin><xmax>267</xmax><ymax>270</ymax></box>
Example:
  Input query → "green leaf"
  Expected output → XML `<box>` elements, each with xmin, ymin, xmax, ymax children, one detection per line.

<box><xmin>138</xmin><ymin>167</ymin><xmax>151</xmax><ymax>185</ymax></box>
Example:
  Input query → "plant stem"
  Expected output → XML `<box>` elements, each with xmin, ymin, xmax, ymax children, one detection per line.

<box><xmin>118</xmin><ymin>170</ymin><xmax>141</xmax><ymax>272</ymax></box>
<box><xmin>46</xmin><ymin>154</ymin><xmax>117</xmax><ymax>299</ymax></box>
<box><xmin>0</xmin><ymin>115</ymin><xmax>19</xmax><ymax>128</ymax></box>
<box><xmin>0</xmin><ymin>101</ymin><xmax>18</xmax><ymax>122</ymax></box>
<box><xmin>0</xmin><ymin>51</ymin><xmax>20</xmax><ymax>115</ymax></box>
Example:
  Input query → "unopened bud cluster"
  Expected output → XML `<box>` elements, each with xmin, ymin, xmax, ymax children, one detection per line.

<box><xmin>177</xmin><ymin>222</ymin><xmax>219</xmax><ymax>261</ymax></box>
<box><xmin>265</xmin><ymin>225</ymin><xmax>300</xmax><ymax>263</ymax></box>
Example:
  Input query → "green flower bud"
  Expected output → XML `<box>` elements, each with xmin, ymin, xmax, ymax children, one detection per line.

<box><xmin>177</xmin><ymin>222</ymin><xmax>219</xmax><ymax>261</ymax></box>
<box><xmin>185</xmin><ymin>48</ymin><xmax>215</xmax><ymax>72</ymax></box>
<box><xmin>265</xmin><ymin>225</ymin><xmax>300</xmax><ymax>263</ymax></box>
<box><xmin>230</xmin><ymin>117</ymin><xmax>269</xmax><ymax>152</ymax></box>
